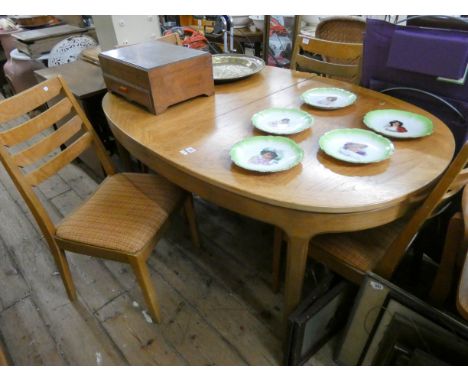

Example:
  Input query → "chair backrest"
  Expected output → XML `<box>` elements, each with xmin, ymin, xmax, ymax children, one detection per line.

<box><xmin>315</xmin><ymin>16</ymin><xmax>366</xmax><ymax>43</ymax></box>
<box><xmin>0</xmin><ymin>76</ymin><xmax>115</xmax><ymax>250</ymax></box>
<box><xmin>376</xmin><ymin>142</ymin><xmax>468</xmax><ymax>278</ymax></box>
<box><xmin>290</xmin><ymin>34</ymin><xmax>363</xmax><ymax>84</ymax></box>
<box><xmin>157</xmin><ymin>32</ymin><xmax>182</xmax><ymax>46</ymax></box>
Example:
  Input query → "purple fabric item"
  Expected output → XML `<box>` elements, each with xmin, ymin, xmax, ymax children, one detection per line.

<box><xmin>387</xmin><ymin>28</ymin><xmax>468</xmax><ymax>79</ymax></box>
<box><xmin>361</xmin><ymin>19</ymin><xmax>468</xmax><ymax>100</ymax></box>
<box><xmin>361</xmin><ymin>19</ymin><xmax>468</xmax><ymax>153</ymax></box>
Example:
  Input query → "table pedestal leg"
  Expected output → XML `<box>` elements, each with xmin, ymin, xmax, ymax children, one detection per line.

<box><xmin>283</xmin><ymin>235</ymin><xmax>310</xmax><ymax>323</ymax></box>
<box><xmin>115</xmin><ymin>141</ymin><xmax>134</xmax><ymax>172</ymax></box>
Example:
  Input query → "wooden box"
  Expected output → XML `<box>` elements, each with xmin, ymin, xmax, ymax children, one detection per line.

<box><xmin>12</xmin><ymin>25</ymin><xmax>95</xmax><ymax>58</ymax></box>
<box><xmin>98</xmin><ymin>41</ymin><xmax>214</xmax><ymax>115</ymax></box>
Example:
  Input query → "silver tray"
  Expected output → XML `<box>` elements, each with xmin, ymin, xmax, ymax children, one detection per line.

<box><xmin>212</xmin><ymin>54</ymin><xmax>265</xmax><ymax>83</ymax></box>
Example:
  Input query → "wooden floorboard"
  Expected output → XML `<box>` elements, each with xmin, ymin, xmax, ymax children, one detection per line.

<box><xmin>0</xmin><ymin>106</ymin><xmax>335</xmax><ymax>365</ymax></box>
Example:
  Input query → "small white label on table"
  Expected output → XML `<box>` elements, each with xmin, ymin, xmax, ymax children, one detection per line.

<box><xmin>180</xmin><ymin>147</ymin><xmax>197</xmax><ymax>155</ymax></box>
<box><xmin>302</xmin><ymin>37</ymin><xmax>310</xmax><ymax>45</ymax></box>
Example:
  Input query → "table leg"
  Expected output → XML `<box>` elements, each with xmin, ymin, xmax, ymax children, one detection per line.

<box><xmin>283</xmin><ymin>235</ymin><xmax>310</xmax><ymax>323</ymax></box>
<box><xmin>115</xmin><ymin>141</ymin><xmax>134</xmax><ymax>172</ymax></box>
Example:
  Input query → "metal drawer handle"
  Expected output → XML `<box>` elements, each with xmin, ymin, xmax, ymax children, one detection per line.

<box><xmin>118</xmin><ymin>85</ymin><xmax>129</xmax><ymax>93</ymax></box>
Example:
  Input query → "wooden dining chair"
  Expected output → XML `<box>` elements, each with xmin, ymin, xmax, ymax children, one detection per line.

<box><xmin>457</xmin><ymin>242</ymin><xmax>468</xmax><ymax>321</ymax></box>
<box><xmin>314</xmin><ymin>16</ymin><xmax>366</xmax><ymax>84</ymax></box>
<box><xmin>0</xmin><ymin>75</ymin><xmax>200</xmax><ymax>323</ymax></box>
<box><xmin>429</xmin><ymin>186</ymin><xmax>468</xmax><ymax>307</ymax></box>
<box><xmin>290</xmin><ymin>33</ymin><xmax>363</xmax><ymax>84</ymax></box>
<box><xmin>272</xmin><ymin>142</ymin><xmax>468</xmax><ymax>290</ymax></box>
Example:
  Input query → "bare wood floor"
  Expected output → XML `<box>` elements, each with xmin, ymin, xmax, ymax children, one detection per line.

<box><xmin>0</xmin><ymin>112</ymin><xmax>335</xmax><ymax>366</ymax></box>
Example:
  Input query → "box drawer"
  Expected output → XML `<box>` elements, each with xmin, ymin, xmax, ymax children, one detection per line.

<box><xmin>103</xmin><ymin>74</ymin><xmax>154</xmax><ymax>113</ymax></box>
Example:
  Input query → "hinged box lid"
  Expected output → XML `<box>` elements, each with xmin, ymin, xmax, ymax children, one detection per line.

<box><xmin>99</xmin><ymin>41</ymin><xmax>211</xmax><ymax>71</ymax></box>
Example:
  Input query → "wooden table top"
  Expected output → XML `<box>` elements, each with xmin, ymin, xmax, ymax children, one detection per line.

<box><xmin>102</xmin><ymin>66</ymin><xmax>455</xmax><ymax>214</ymax></box>
<box><xmin>34</xmin><ymin>59</ymin><xmax>106</xmax><ymax>99</ymax></box>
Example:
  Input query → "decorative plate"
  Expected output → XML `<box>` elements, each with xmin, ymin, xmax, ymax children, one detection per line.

<box><xmin>363</xmin><ymin>109</ymin><xmax>434</xmax><ymax>138</ymax></box>
<box><xmin>301</xmin><ymin>87</ymin><xmax>357</xmax><ymax>109</ymax></box>
<box><xmin>251</xmin><ymin>108</ymin><xmax>314</xmax><ymax>135</ymax></box>
<box><xmin>230</xmin><ymin>136</ymin><xmax>304</xmax><ymax>172</ymax></box>
<box><xmin>319</xmin><ymin>128</ymin><xmax>394</xmax><ymax>164</ymax></box>
<box><xmin>212</xmin><ymin>54</ymin><xmax>265</xmax><ymax>83</ymax></box>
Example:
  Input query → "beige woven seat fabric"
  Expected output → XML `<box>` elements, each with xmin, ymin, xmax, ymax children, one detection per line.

<box><xmin>311</xmin><ymin>216</ymin><xmax>409</xmax><ymax>272</ymax></box>
<box><xmin>56</xmin><ymin>172</ymin><xmax>183</xmax><ymax>254</ymax></box>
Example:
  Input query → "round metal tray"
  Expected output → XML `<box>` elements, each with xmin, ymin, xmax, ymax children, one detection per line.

<box><xmin>212</xmin><ymin>54</ymin><xmax>265</xmax><ymax>83</ymax></box>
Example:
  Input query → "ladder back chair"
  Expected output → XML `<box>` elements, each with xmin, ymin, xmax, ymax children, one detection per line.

<box><xmin>290</xmin><ymin>34</ymin><xmax>363</xmax><ymax>84</ymax></box>
<box><xmin>0</xmin><ymin>76</ymin><xmax>200</xmax><ymax>323</ymax></box>
<box><xmin>272</xmin><ymin>142</ymin><xmax>468</xmax><ymax>290</ymax></box>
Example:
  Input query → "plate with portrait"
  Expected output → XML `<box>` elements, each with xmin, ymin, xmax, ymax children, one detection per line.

<box><xmin>363</xmin><ymin>109</ymin><xmax>433</xmax><ymax>138</ymax></box>
<box><xmin>319</xmin><ymin>128</ymin><xmax>394</xmax><ymax>164</ymax></box>
<box><xmin>251</xmin><ymin>108</ymin><xmax>314</xmax><ymax>135</ymax></box>
<box><xmin>230</xmin><ymin>136</ymin><xmax>304</xmax><ymax>172</ymax></box>
<box><xmin>301</xmin><ymin>87</ymin><xmax>357</xmax><ymax>110</ymax></box>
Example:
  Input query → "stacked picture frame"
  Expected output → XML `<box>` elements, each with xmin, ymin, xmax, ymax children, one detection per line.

<box><xmin>335</xmin><ymin>273</ymin><xmax>468</xmax><ymax>365</ymax></box>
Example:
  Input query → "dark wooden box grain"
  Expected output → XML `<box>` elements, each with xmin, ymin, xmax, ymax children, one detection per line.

<box><xmin>98</xmin><ymin>41</ymin><xmax>214</xmax><ymax>115</ymax></box>
<box><xmin>12</xmin><ymin>25</ymin><xmax>96</xmax><ymax>58</ymax></box>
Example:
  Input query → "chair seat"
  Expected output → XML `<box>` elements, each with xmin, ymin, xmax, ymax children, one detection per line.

<box><xmin>55</xmin><ymin>172</ymin><xmax>183</xmax><ymax>254</ymax></box>
<box><xmin>310</xmin><ymin>216</ymin><xmax>409</xmax><ymax>283</ymax></box>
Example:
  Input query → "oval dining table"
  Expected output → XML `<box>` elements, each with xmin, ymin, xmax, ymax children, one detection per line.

<box><xmin>102</xmin><ymin>65</ymin><xmax>455</xmax><ymax>325</ymax></box>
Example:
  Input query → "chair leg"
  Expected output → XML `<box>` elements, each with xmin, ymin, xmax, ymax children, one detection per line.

<box><xmin>184</xmin><ymin>194</ymin><xmax>201</xmax><ymax>249</ymax></box>
<box><xmin>130</xmin><ymin>257</ymin><xmax>161</xmax><ymax>323</ymax></box>
<box><xmin>272</xmin><ymin>226</ymin><xmax>283</xmax><ymax>293</ymax></box>
<box><xmin>53</xmin><ymin>248</ymin><xmax>77</xmax><ymax>301</ymax></box>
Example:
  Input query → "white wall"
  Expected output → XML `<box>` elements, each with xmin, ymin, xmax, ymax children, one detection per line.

<box><xmin>92</xmin><ymin>15</ymin><xmax>161</xmax><ymax>51</ymax></box>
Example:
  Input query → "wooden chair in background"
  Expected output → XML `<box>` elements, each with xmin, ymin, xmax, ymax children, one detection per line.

<box><xmin>272</xmin><ymin>143</ymin><xmax>468</xmax><ymax>291</ymax></box>
<box><xmin>315</xmin><ymin>16</ymin><xmax>366</xmax><ymax>43</ymax></box>
<box><xmin>0</xmin><ymin>76</ymin><xmax>200</xmax><ymax>323</ymax></box>
<box><xmin>290</xmin><ymin>33</ymin><xmax>363</xmax><ymax>84</ymax></box>
<box><xmin>157</xmin><ymin>32</ymin><xmax>182</xmax><ymax>46</ymax></box>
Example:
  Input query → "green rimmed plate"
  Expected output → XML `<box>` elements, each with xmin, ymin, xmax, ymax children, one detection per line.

<box><xmin>251</xmin><ymin>108</ymin><xmax>314</xmax><ymax>135</ymax></box>
<box><xmin>301</xmin><ymin>87</ymin><xmax>357</xmax><ymax>110</ymax></box>
<box><xmin>363</xmin><ymin>109</ymin><xmax>434</xmax><ymax>138</ymax></box>
<box><xmin>319</xmin><ymin>128</ymin><xmax>395</xmax><ymax>164</ymax></box>
<box><xmin>230</xmin><ymin>136</ymin><xmax>304</xmax><ymax>172</ymax></box>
